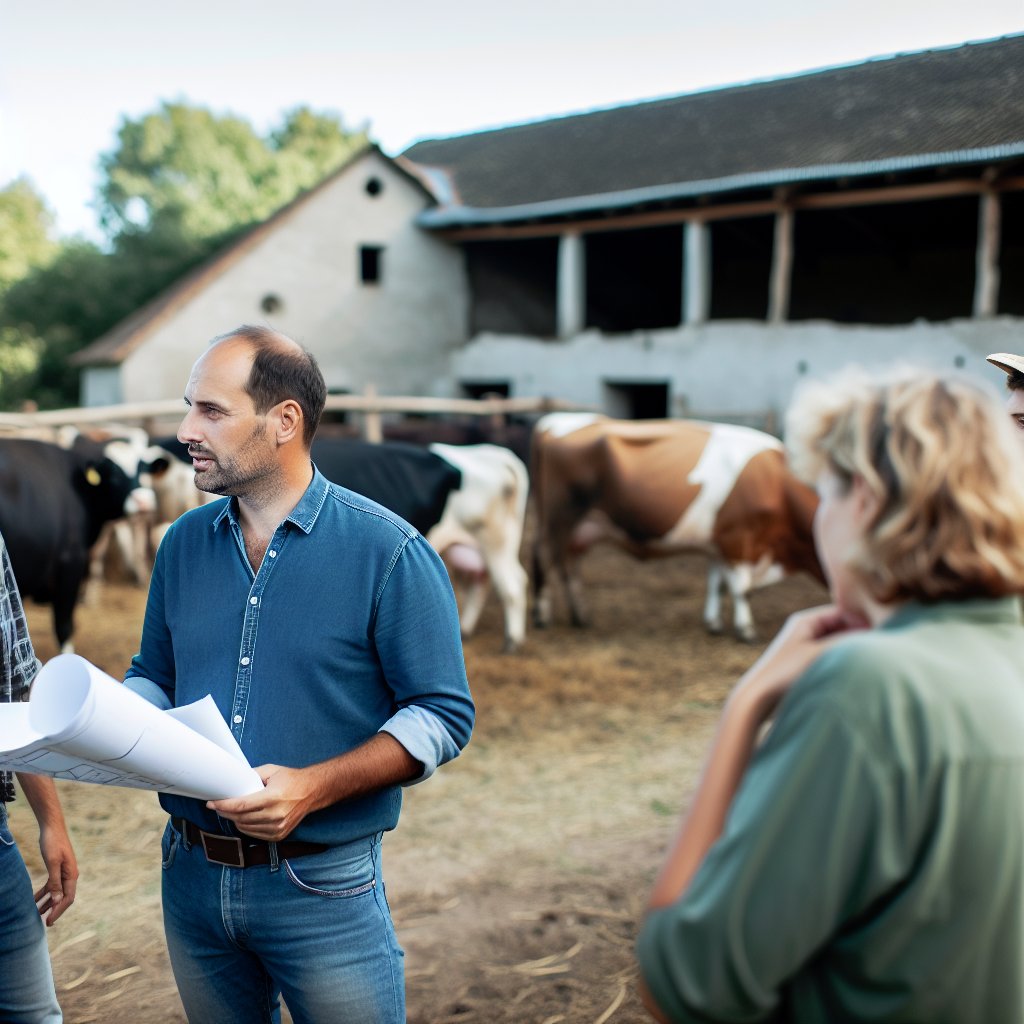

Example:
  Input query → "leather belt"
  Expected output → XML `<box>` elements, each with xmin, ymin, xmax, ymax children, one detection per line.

<box><xmin>171</xmin><ymin>817</ymin><xmax>327</xmax><ymax>868</ymax></box>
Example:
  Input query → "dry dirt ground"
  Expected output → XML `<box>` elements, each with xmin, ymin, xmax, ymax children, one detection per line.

<box><xmin>12</xmin><ymin>546</ymin><xmax>825</xmax><ymax>1024</ymax></box>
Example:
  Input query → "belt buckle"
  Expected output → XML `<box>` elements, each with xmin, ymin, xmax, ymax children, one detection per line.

<box><xmin>200</xmin><ymin>831</ymin><xmax>245</xmax><ymax>867</ymax></box>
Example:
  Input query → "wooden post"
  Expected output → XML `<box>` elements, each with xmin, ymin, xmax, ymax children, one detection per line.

<box><xmin>361</xmin><ymin>384</ymin><xmax>383</xmax><ymax>443</ymax></box>
<box><xmin>557</xmin><ymin>231</ymin><xmax>585</xmax><ymax>337</ymax></box>
<box><xmin>973</xmin><ymin>188</ymin><xmax>1001</xmax><ymax>318</ymax></box>
<box><xmin>683</xmin><ymin>220</ymin><xmax>711</xmax><ymax>325</ymax></box>
<box><xmin>768</xmin><ymin>204</ymin><xmax>794</xmax><ymax>324</ymax></box>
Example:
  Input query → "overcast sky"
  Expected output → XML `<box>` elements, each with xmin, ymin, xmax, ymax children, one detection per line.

<box><xmin>3</xmin><ymin>0</ymin><xmax>1023</xmax><ymax>240</ymax></box>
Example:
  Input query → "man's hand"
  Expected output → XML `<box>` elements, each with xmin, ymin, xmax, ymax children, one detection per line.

<box><xmin>208</xmin><ymin>764</ymin><xmax>318</xmax><ymax>842</ymax></box>
<box><xmin>18</xmin><ymin>774</ymin><xmax>79</xmax><ymax>927</ymax></box>
<box><xmin>35</xmin><ymin>822</ymin><xmax>78</xmax><ymax>926</ymax></box>
<box><xmin>207</xmin><ymin>734</ymin><xmax>423</xmax><ymax>842</ymax></box>
<box><xmin>730</xmin><ymin>603</ymin><xmax>868</xmax><ymax>720</ymax></box>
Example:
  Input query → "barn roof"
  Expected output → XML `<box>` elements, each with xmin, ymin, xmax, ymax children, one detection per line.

<box><xmin>402</xmin><ymin>34</ymin><xmax>1024</xmax><ymax>228</ymax></box>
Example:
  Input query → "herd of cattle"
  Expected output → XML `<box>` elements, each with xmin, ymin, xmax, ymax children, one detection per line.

<box><xmin>0</xmin><ymin>413</ymin><xmax>825</xmax><ymax>655</ymax></box>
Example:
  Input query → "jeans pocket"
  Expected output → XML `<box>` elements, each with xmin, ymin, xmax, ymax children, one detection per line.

<box><xmin>284</xmin><ymin>839</ymin><xmax>376</xmax><ymax>899</ymax></box>
<box><xmin>161</xmin><ymin>822</ymin><xmax>179</xmax><ymax>870</ymax></box>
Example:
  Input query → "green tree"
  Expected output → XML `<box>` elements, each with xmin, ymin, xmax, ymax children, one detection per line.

<box><xmin>270</xmin><ymin>105</ymin><xmax>369</xmax><ymax>192</ymax></box>
<box><xmin>98</xmin><ymin>102</ymin><xmax>365</xmax><ymax>248</ymax></box>
<box><xmin>1</xmin><ymin>102</ymin><xmax>366</xmax><ymax>410</ymax></box>
<box><xmin>0</xmin><ymin>178</ymin><xmax>58</xmax><ymax>292</ymax></box>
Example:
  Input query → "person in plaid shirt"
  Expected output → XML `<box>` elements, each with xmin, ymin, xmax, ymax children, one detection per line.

<box><xmin>0</xmin><ymin>529</ymin><xmax>79</xmax><ymax>1023</ymax></box>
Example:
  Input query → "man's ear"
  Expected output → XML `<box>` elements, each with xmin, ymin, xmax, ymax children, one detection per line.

<box><xmin>272</xmin><ymin>400</ymin><xmax>304</xmax><ymax>445</ymax></box>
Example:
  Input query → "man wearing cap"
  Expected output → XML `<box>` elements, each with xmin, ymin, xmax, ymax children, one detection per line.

<box><xmin>987</xmin><ymin>352</ymin><xmax>1024</xmax><ymax>432</ymax></box>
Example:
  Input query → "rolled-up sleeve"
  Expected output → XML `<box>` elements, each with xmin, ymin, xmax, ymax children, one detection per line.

<box><xmin>372</xmin><ymin>534</ymin><xmax>474</xmax><ymax>782</ymax></box>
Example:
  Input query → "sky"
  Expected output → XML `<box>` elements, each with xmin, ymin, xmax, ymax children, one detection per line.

<box><xmin>3</xmin><ymin>0</ymin><xmax>1024</xmax><ymax>242</ymax></box>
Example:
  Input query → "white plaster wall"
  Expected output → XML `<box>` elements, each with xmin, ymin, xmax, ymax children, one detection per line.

<box><xmin>453</xmin><ymin>318</ymin><xmax>1024</xmax><ymax>430</ymax></box>
<box><xmin>115</xmin><ymin>151</ymin><xmax>468</xmax><ymax>403</ymax></box>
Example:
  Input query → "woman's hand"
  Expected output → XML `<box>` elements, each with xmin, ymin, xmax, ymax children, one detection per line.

<box><xmin>731</xmin><ymin>604</ymin><xmax>868</xmax><ymax>720</ymax></box>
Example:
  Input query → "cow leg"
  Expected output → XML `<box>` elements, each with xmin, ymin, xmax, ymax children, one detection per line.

<box><xmin>562</xmin><ymin>552</ymin><xmax>590</xmax><ymax>628</ymax></box>
<box><xmin>457</xmin><ymin>577</ymin><xmax>489</xmax><ymax>638</ymax></box>
<box><xmin>704</xmin><ymin>561</ymin><xmax>727</xmax><ymax>635</ymax></box>
<box><xmin>52</xmin><ymin>582</ymin><xmax>80</xmax><ymax>654</ymax></box>
<box><xmin>531</xmin><ymin>539</ymin><xmax>553</xmax><ymax>628</ymax></box>
<box><xmin>83</xmin><ymin>521</ymin><xmax>114</xmax><ymax>606</ymax></box>
<box><xmin>487</xmin><ymin>554</ymin><xmax>528</xmax><ymax>652</ymax></box>
<box><xmin>723</xmin><ymin>564</ymin><xmax>758</xmax><ymax>643</ymax></box>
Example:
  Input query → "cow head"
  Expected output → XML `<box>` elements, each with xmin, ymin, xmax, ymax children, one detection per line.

<box><xmin>68</xmin><ymin>432</ymin><xmax>157</xmax><ymax>521</ymax></box>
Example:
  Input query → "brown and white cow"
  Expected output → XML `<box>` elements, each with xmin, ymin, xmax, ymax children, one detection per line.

<box><xmin>530</xmin><ymin>413</ymin><xmax>824</xmax><ymax>641</ymax></box>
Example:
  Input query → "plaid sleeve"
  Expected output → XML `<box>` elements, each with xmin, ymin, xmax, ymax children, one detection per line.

<box><xmin>0</xmin><ymin>532</ymin><xmax>40</xmax><ymax>802</ymax></box>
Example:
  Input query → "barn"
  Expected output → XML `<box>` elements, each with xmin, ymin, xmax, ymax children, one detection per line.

<box><xmin>73</xmin><ymin>34</ymin><xmax>1024</xmax><ymax>424</ymax></box>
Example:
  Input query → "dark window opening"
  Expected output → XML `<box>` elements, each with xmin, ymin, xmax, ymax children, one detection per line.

<box><xmin>585</xmin><ymin>226</ymin><xmax>682</xmax><ymax>332</ymax></box>
<box><xmin>709</xmin><ymin>216</ymin><xmax>773</xmax><ymax>319</ymax></box>
<box><xmin>789</xmin><ymin>198</ymin><xmax>977</xmax><ymax>323</ymax></box>
<box><xmin>464</xmin><ymin>238</ymin><xmax>558</xmax><ymax>336</ymax></box>
<box><xmin>603</xmin><ymin>381</ymin><xmax>669</xmax><ymax>419</ymax></box>
<box><xmin>360</xmin><ymin>245</ymin><xmax>383</xmax><ymax>285</ymax></box>
<box><xmin>460</xmin><ymin>381</ymin><xmax>511</xmax><ymax>398</ymax></box>
<box><xmin>260</xmin><ymin>293</ymin><xmax>283</xmax><ymax>314</ymax></box>
<box><xmin>998</xmin><ymin>191</ymin><xmax>1024</xmax><ymax>316</ymax></box>
<box><xmin>365</xmin><ymin>177</ymin><xmax>383</xmax><ymax>197</ymax></box>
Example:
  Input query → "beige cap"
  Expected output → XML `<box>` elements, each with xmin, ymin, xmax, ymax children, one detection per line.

<box><xmin>987</xmin><ymin>352</ymin><xmax>1024</xmax><ymax>377</ymax></box>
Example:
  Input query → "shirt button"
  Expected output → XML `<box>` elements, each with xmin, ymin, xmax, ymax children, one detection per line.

<box><xmin>250</xmin><ymin>596</ymin><xmax>258</xmax><ymax>605</ymax></box>
<box><xmin>233</xmin><ymin>715</ymin><xmax>242</xmax><ymax>724</ymax></box>
<box><xmin>268</xmin><ymin>550</ymin><xmax>277</xmax><ymax>558</ymax></box>
<box><xmin>240</xmin><ymin>656</ymin><xmax>250</xmax><ymax>666</ymax></box>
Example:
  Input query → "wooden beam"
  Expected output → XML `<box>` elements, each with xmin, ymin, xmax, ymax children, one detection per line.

<box><xmin>434</xmin><ymin>175</ymin><xmax>1024</xmax><ymax>242</ymax></box>
<box><xmin>768</xmin><ymin>207</ymin><xmax>793</xmax><ymax>325</ymax></box>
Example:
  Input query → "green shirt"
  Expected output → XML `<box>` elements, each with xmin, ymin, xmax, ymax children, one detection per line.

<box><xmin>638</xmin><ymin>597</ymin><xmax>1024</xmax><ymax>1023</ymax></box>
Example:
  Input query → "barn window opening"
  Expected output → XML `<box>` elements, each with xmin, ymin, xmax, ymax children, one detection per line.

<box><xmin>464</xmin><ymin>238</ymin><xmax>558</xmax><ymax>337</ymax></box>
<box><xmin>998</xmin><ymin>190</ymin><xmax>1024</xmax><ymax>316</ymax></box>
<box><xmin>788</xmin><ymin>197</ymin><xmax>977</xmax><ymax>323</ymax></box>
<box><xmin>365</xmin><ymin>176</ymin><xmax>384</xmax><ymax>197</ymax></box>
<box><xmin>603</xmin><ymin>380</ymin><xmax>669</xmax><ymax>419</ymax></box>
<box><xmin>709</xmin><ymin>215</ymin><xmax>773</xmax><ymax>319</ymax></box>
<box><xmin>584</xmin><ymin>225</ymin><xmax>683</xmax><ymax>333</ymax></box>
<box><xmin>460</xmin><ymin>381</ymin><xmax>511</xmax><ymax>399</ymax></box>
<box><xmin>359</xmin><ymin>245</ymin><xmax>383</xmax><ymax>285</ymax></box>
<box><xmin>260</xmin><ymin>293</ymin><xmax>283</xmax><ymax>314</ymax></box>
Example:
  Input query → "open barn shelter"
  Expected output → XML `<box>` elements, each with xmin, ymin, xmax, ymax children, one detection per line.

<box><xmin>73</xmin><ymin>34</ymin><xmax>1024</xmax><ymax>427</ymax></box>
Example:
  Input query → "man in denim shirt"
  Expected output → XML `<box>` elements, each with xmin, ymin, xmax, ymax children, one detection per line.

<box><xmin>0</xmin><ymin>530</ymin><xmax>79</xmax><ymax>1023</ymax></box>
<box><xmin>124</xmin><ymin>325</ymin><xmax>474</xmax><ymax>1023</ymax></box>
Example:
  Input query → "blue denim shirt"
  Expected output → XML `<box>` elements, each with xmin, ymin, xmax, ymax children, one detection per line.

<box><xmin>125</xmin><ymin>467</ymin><xmax>474</xmax><ymax>845</ymax></box>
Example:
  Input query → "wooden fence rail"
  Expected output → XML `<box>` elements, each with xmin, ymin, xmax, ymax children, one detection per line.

<box><xmin>0</xmin><ymin>391</ymin><xmax>591</xmax><ymax>443</ymax></box>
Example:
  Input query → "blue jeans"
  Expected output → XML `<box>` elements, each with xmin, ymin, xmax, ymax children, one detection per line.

<box><xmin>0</xmin><ymin>807</ymin><xmax>61</xmax><ymax>1024</ymax></box>
<box><xmin>161</xmin><ymin>821</ymin><xmax>405</xmax><ymax>1024</ymax></box>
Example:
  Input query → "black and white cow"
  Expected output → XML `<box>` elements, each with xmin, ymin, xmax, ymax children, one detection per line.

<box><xmin>0</xmin><ymin>437</ymin><xmax>156</xmax><ymax>651</ymax></box>
<box><xmin>310</xmin><ymin>438</ymin><xmax>530</xmax><ymax>651</ymax></box>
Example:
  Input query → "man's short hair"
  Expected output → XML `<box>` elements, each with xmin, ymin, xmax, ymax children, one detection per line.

<box><xmin>214</xmin><ymin>325</ymin><xmax>327</xmax><ymax>446</ymax></box>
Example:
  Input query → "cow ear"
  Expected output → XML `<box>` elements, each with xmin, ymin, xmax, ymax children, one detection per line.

<box><xmin>85</xmin><ymin>466</ymin><xmax>102</xmax><ymax>487</ymax></box>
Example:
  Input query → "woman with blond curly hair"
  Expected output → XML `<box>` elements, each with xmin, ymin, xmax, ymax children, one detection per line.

<box><xmin>637</xmin><ymin>366</ymin><xmax>1024</xmax><ymax>1024</ymax></box>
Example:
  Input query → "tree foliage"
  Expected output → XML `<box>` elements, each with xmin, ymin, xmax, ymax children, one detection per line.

<box><xmin>0</xmin><ymin>178</ymin><xmax>58</xmax><ymax>293</ymax></box>
<box><xmin>0</xmin><ymin>103</ymin><xmax>366</xmax><ymax>410</ymax></box>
